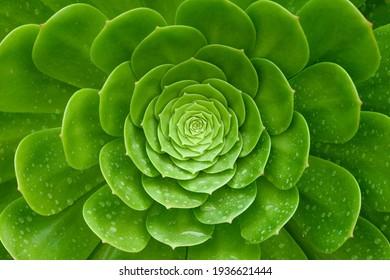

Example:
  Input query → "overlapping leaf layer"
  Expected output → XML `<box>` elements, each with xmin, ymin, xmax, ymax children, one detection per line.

<box><xmin>0</xmin><ymin>0</ymin><xmax>389</xmax><ymax>260</ymax></box>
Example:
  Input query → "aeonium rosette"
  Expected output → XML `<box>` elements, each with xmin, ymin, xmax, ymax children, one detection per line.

<box><xmin>0</xmin><ymin>0</ymin><xmax>389</xmax><ymax>260</ymax></box>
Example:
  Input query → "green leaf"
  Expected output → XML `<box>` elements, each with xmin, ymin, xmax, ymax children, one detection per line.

<box><xmin>145</xmin><ymin>143</ymin><xmax>197</xmax><ymax>180</ymax></box>
<box><xmin>288</xmin><ymin>156</ymin><xmax>361</xmax><ymax>254</ymax></box>
<box><xmin>15</xmin><ymin>128</ymin><xmax>104</xmax><ymax>216</ymax></box>
<box><xmin>146</xmin><ymin>204</ymin><xmax>214</xmax><ymax>248</ymax></box>
<box><xmin>142</xmin><ymin>175</ymin><xmax>208</xmax><ymax>209</ymax></box>
<box><xmin>0</xmin><ymin>24</ymin><xmax>76</xmax><ymax>113</ymax></box>
<box><xmin>246</xmin><ymin>0</ymin><xmax>309</xmax><ymax>77</ymax></box>
<box><xmin>0</xmin><ymin>196</ymin><xmax>100</xmax><ymax>259</ymax></box>
<box><xmin>130</xmin><ymin>64</ymin><xmax>173</xmax><ymax>127</ymax></box>
<box><xmin>142</xmin><ymin>97</ymin><xmax>161</xmax><ymax>153</ymax></box>
<box><xmin>83</xmin><ymin>185</ymin><xmax>150</xmax><ymax>253</ymax></box>
<box><xmin>195</xmin><ymin>44</ymin><xmax>258</xmax><ymax>97</ymax></box>
<box><xmin>361</xmin><ymin>204</ymin><xmax>390</xmax><ymax>241</ymax></box>
<box><xmin>0</xmin><ymin>0</ymin><xmax>53</xmax><ymax>41</ymax></box>
<box><xmin>100</xmin><ymin>139</ymin><xmax>153</xmax><ymax>211</ymax></box>
<box><xmin>32</xmin><ymin>4</ymin><xmax>107</xmax><ymax>88</ymax></box>
<box><xmin>357</xmin><ymin>24</ymin><xmax>390</xmax><ymax>116</ymax></box>
<box><xmin>86</xmin><ymin>0</ymin><xmax>144</xmax><ymax>21</ymax></box>
<box><xmin>260</xmin><ymin>228</ymin><xmax>307</xmax><ymax>260</ymax></box>
<box><xmin>99</xmin><ymin>61</ymin><xmax>137</xmax><ymax>137</ymax></box>
<box><xmin>0</xmin><ymin>112</ymin><xmax>62</xmax><ymax>183</ymax></box>
<box><xmin>290</xmin><ymin>62</ymin><xmax>362</xmax><ymax>143</ymax></box>
<box><xmin>161</xmin><ymin>58</ymin><xmax>226</xmax><ymax>87</ymax></box>
<box><xmin>91</xmin><ymin>8</ymin><xmax>167</xmax><ymax>73</ymax></box>
<box><xmin>264</xmin><ymin>112</ymin><xmax>310</xmax><ymax>190</ymax></box>
<box><xmin>240</xmin><ymin>177</ymin><xmax>299</xmax><ymax>244</ymax></box>
<box><xmin>360</xmin><ymin>0</ymin><xmax>390</xmax><ymax>28</ymax></box>
<box><xmin>311</xmin><ymin>217</ymin><xmax>390</xmax><ymax>260</ymax></box>
<box><xmin>124</xmin><ymin>115</ymin><xmax>159</xmax><ymax>177</ymax></box>
<box><xmin>179</xmin><ymin>165</ymin><xmax>237</xmax><ymax>194</ymax></box>
<box><xmin>143</xmin><ymin>0</ymin><xmax>186</xmax><ymax>24</ymax></box>
<box><xmin>269</xmin><ymin>0</ymin><xmax>309</xmax><ymax>13</ymax></box>
<box><xmin>311</xmin><ymin>112</ymin><xmax>390</xmax><ymax>212</ymax></box>
<box><xmin>205</xmin><ymin>78</ymin><xmax>246</xmax><ymax>126</ymax></box>
<box><xmin>297</xmin><ymin>0</ymin><xmax>380</xmax><ymax>82</ymax></box>
<box><xmin>194</xmin><ymin>182</ymin><xmax>257</xmax><ymax>224</ymax></box>
<box><xmin>0</xmin><ymin>180</ymin><xmax>20</xmax><ymax>213</ymax></box>
<box><xmin>131</xmin><ymin>25</ymin><xmax>207</xmax><ymax>78</ymax></box>
<box><xmin>252</xmin><ymin>58</ymin><xmax>294</xmax><ymax>135</ymax></box>
<box><xmin>176</xmin><ymin>0</ymin><xmax>256</xmax><ymax>53</ymax></box>
<box><xmin>239</xmin><ymin>93</ymin><xmax>264</xmax><ymax>157</ymax></box>
<box><xmin>228</xmin><ymin>0</ymin><xmax>257</xmax><ymax>10</ymax></box>
<box><xmin>89</xmin><ymin>239</ymin><xmax>186</xmax><ymax>260</ymax></box>
<box><xmin>61</xmin><ymin>89</ymin><xmax>114</xmax><ymax>170</ymax></box>
<box><xmin>228</xmin><ymin>130</ymin><xmax>271</xmax><ymax>189</ymax></box>
<box><xmin>188</xmin><ymin>222</ymin><xmax>260</xmax><ymax>260</ymax></box>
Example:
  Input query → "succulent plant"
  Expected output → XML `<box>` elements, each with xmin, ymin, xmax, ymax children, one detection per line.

<box><xmin>0</xmin><ymin>0</ymin><xmax>389</xmax><ymax>260</ymax></box>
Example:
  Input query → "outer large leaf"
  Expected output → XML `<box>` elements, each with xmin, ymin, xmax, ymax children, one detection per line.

<box><xmin>0</xmin><ymin>112</ymin><xmax>62</xmax><ymax>183</ymax></box>
<box><xmin>188</xmin><ymin>222</ymin><xmax>260</xmax><ymax>260</ymax></box>
<box><xmin>240</xmin><ymin>177</ymin><xmax>299</xmax><ymax>244</ymax></box>
<box><xmin>288</xmin><ymin>156</ymin><xmax>361</xmax><ymax>254</ymax></box>
<box><xmin>62</xmin><ymin>89</ymin><xmax>114</xmax><ymax>170</ymax></box>
<box><xmin>311</xmin><ymin>112</ymin><xmax>390</xmax><ymax>212</ymax></box>
<box><xmin>32</xmin><ymin>4</ymin><xmax>107</xmax><ymax>88</ymax></box>
<box><xmin>176</xmin><ymin>0</ymin><xmax>256</xmax><ymax>53</ymax></box>
<box><xmin>0</xmin><ymin>196</ymin><xmax>100</xmax><ymax>259</ymax></box>
<box><xmin>246</xmin><ymin>0</ymin><xmax>309</xmax><ymax>77</ymax></box>
<box><xmin>0</xmin><ymin>24</ymin><xmax>76</xmax><ymax>113</ymax></box>
<box><xmin>15</xmin><ymin>128</ymin><xmax>104</xmax><ymax>215</ymax></box>
<box><xmin>298</xmin><ymin>0</ymin><xmax>380</xmax><ymax>82</ymax></box>
<box><xmin>83</xmin><ymin>186</ymin><xmax>150</xmax><ymax>253</ymax></box>
<box><xmin>260</xmin><ymin>228</ymin><xmax>307</xmax><ymax>260</ymax></box>
<box><xmin>290</xmin><ymin>62</ymin><xmax>362</xmax><ymax>143</ymax></box>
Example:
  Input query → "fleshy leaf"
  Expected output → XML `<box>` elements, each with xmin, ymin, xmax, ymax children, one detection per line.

<box><xmin>142</xmin><ymin>175</ymin><xmax>208</xmax><ymax>209</ymax></box>
<box><xmin>161</xmin><ymin>58</ymin><xmax>226</xmax><ymax>87</ymax></box>
<box><xmin>288</xmin><ymin>156</ymin><xmax>361</xmax><ymax>254</ymax></box>
<box><xmin>0</xmin><ymin>24</ymin><xmax>76</xmax><ymax>113</ymax></box>
<box><xmin>195</xmin><ymin>44</ymin><xmax>258</xmax><ymax>97</ymax></box>
<box><xmin>146</xmin><ymin>204</ymin><xmax>214</xmax><ymax>248</ymax></box>
<box><xmin>15</xmin><ymin>128</ymin><xmax>104</xmax><ymax>216</ymax></box>
<box><xmin>176</xmin><ymin>0</ymin><xmax>256</xmax><ymax>53</ymax></box>
<box><xmin>179</xmin><ymin>165</ymin><xmax>237</xmax><ymax>194</ymax></box>
<box><xmin>146</xmin><ymin>143</ymin><xmax>197</xmax><ymax>180</ymax></box>
<box><xmin>130</xmin><ymin>64</ymin><xmax>173</xmax><ymax>127</ymax></box>
<box><xmin>297</xmin><ymin>0</ymin><xmax>380</xmax><ymax>82</ymax></box>
<box><xmin>91</xmin><ymin>8</ymin><xmax>167</xmax><ymax>73</ymax></box>
<box><xmin>264</xmin><ymin>112</ymin><xmax>310</xmax><ymax>190</ymax></box>
<box><xmin>205</xmin><ymin>78</ymin><xmax>246</xmax><ymax>126</ymax></box>
<box><xmin>188</xmin><ymin>222</ymin><xmax>260</xmax><ymax>260</ymax></box>
<box><xmin>290</xmin><ymin>62</ymin><xmax>362</xmax><ymax>143</ymax></box>
<box><xmin>357</xmin><ymin>24</ymin><xmax>390</xmax><ymax>115</ymax></box>
<box><xmin>239</xmin><ymin>93</ymin><xmax>264</xmax><ymax>157</ymax></box>
<box><xmin>131</xmin><ymin>25</ymin><xmax>207</xmax><ymax>78</ymax></box>
<box><xmin>124</xmin><ymin>115</ymin><xmax>159</xmax><ymax>177</ymax></box>
<box><xmin>100</xmin><ymin>139</ymin><xmax>153</xmax><ymax>211</ymax></box>
<box><xmin>0</xmin><ymin>196</ymin><xmax>100</xmax><ymax>259</ymax></box>
<box><xmin>240</xmin><ymin>177</ymin><xmax>299</xmax><ymax>244</ymax></box>
<box><xmin>194</xmin><ymin>182</ymin><xmax>257</xmax><ymax>224</ymax></box>
<box><xmin>0</xmin><ymin>112</ymin><xmax>62</xmax><ymax>183</ymax></box>
<box><xmin>83</xmin><ymin>186</ymin><xmax>150</xmax><ymax>253</ymax></box>
<box><xmin>246</xmin><ymin>0</ymin><xmax>309</xmax><ymax>77</ymax></box>
<box><xmin>228</xmin><ymin>130</ymin><xmax>271</xmax><ymax>189</ymax></box>
<box><xmin>32</xmin><ymin>4</ymin><xmax>107</xmax><ymax>88</ymax></box>
<box><xmin>252</xmin><ymin>58</ymin><xmax>294</xmax><ymax>135</ymax></box>
<box><xmin>260</xmin><ymin>228</ymin><xmax>307</xmax><ymax>260</ymax></box>
<box><xmin>61</xmin><ymin>89</ymin><xmax>114</xmax><ymax>170</ymax></box>
<box><xmin>89</xmin><ymin>239</ymin><xmax>186</xmax><ymax>260</ymax></box>
<box><xmin>99</xmin><ymin>61</ymin><xmax>136</xmax><ymax>137</ymax></box>
<box><xmin>0</xmin><ymin>180</ymin><xmax>20</xmax><ymax>213</ymax></box>
<box><xmin>310</xmin><ymin>217</ymin><xmax>390</xmax><ymax>260</ymax></box>
<box><xmin>311</xmin><ymin>112</ymin><xmax>390</xmax><ymax>212</ymax></box>
<box><xmin>143</xmin><ymin>0</ymin><xmax>186</xmax><ymax>24</ymax></box>
<box><xmin>86</xmin><ymin>0</ymin><xmax>144</xmax><ymax>19</ymax></box>
<box><xmin>360</xmin><ymin>0</ymin><xmax>390</xmax><ymax>28</ymax></box>
<box><xmin>361</xmin><ymin>204</ymin><xmax>390</xmax><ymax>241</ymax></box>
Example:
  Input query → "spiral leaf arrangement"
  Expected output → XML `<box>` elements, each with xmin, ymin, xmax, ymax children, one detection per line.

<box><xmin>0</xmin><ymin>0</ymin><xmax>389</xmax><ymax>260</ymax></box>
